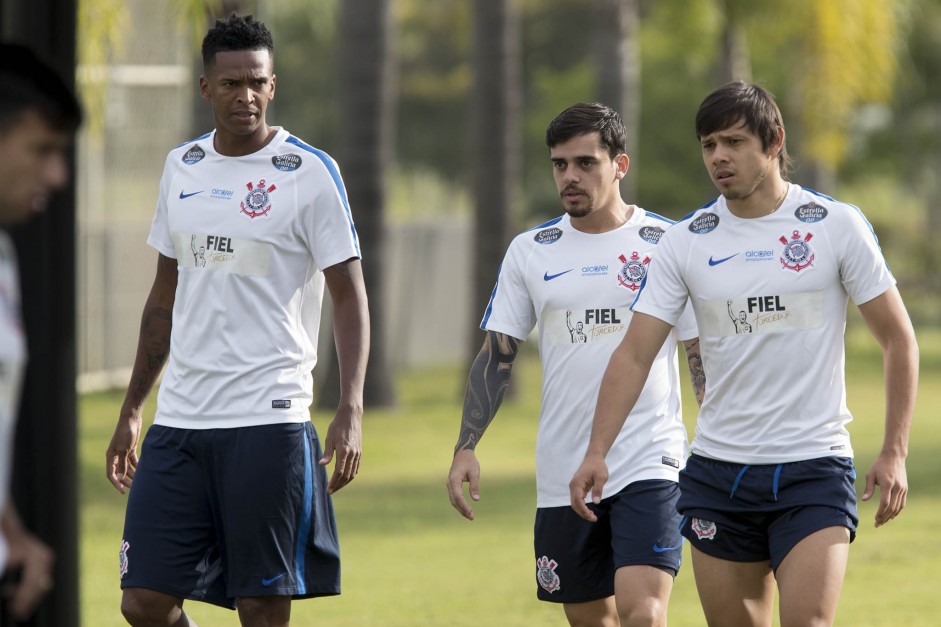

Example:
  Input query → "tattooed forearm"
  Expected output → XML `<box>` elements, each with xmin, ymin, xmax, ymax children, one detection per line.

<box><xmin>683</xmin><ymin>337</ymin><xmax>706</xmax><ymax>406</ymax></box>
<box><xmin>128</xmin><ymin>306</ymin><xmax>172</xmax><ymax>403</ymax></box>
<box><xmin>454</xmin><ymin>332</ymin><xmax>520</xmax><ymax>454</ymax></box>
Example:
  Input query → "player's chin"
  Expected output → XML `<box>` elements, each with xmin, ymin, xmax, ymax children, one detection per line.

<box><xmin>564</xmin><ymin>205</ymin><xmax>592</xmax><ymax>219</ymax></box>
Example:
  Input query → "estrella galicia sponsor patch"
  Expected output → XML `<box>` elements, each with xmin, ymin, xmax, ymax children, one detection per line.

<box><xmin>691</xmin><ymin>518</ymin><xmax>717</xmax><ymax>541</ymax></box>
<box><xmin>534</xmin><ymin>227</ymin><xmax>563</xmax><ymax>245</ymax></box>
<box><xmin>182</xmin><ymin>144</ymin><xmax>205</xmax><ymax>165</ymax></box>
<box><xmin>661</xmin><ymin>456</ymin><xmax>679</xmax><ymax>469</ymax></box>
<box><xmin>639</xmin><ymin>225</ymin><xmax>665</xmax><ymax>244</ymax></box>
<box><xmin>272</xmin><ymin>153</ymin><xmax>302</xmax><ymax>172</ymax></box>
<box><xmin>689</xmin><ymin>212</ymin><xmax>719</xmax><ymax>234</ymax></box>
<box><xmin>272</xmin><ymin>400</ymin><xmax>292</xmax><ymax>409</ymax></box>
<box><xmin>795</xmin><ymin>202</ymin><xmax>828</xmax><ymax>223</ymax></box>
<box><xmin>536</xmin><ymin>556</ymin><xmax>561</xmax><ymax>593</ymax></box>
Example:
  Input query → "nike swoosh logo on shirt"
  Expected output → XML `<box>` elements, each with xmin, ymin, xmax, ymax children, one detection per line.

<box><xmin>543</xmin><ymin>269</ymin><xmax>573</xmax><ymax>281</ymax></box>
<box><xmin>707</xmin><ymin>253</ymin><xmax>739</xmax><ymax>266</ymax></box>
<box><xmin>179</xmin><ymin>190</ymin><xmax>203</xmax><ymax>199</ymax></box>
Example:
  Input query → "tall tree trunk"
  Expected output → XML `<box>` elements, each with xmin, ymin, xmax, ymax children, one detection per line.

<box><xmin>320</xmin><ymin>0</ymin><xmax>396</xmax><ymax>408</ymax></box>
<box><xmin>718</xmin><ymin>0</ymin><xmax>751</xmax><ymax>84</ymax></box>
<box><xmin>594</xmin><ymin>0</ymin><xmax>641</xmax><ymax>201</ymax></box>
<box><xmin>469</xmin><ymin>0</ymin><xmax>521</xmax><ymax>361</ymax></box>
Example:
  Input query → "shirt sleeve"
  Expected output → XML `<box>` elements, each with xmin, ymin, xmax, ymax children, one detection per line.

<box><xmin>146</xmin><ymin>153</ymin><xmax>177</xmax><ymax>258</ymax></box>
<box><xmin>480</xmin><ymin>239</ymin><xmax>536</xmax><ymax>342</ymax></box>
<box><xmin>674</xmin><ymin>299</ymin><xmax>698</xmax><ymax>341</ymax></box>
<box><xmin>837</xmin><ymin>206</ymin><xmax>896</xmax><ymax>306</ymax></box>
<box><xmin>631</xmin><ymin>226</ymin><xmax>691</xmax><ymax>327</ymax></box>
<box><xmin>299</xmin><ymin>153</ymin><xmax>361</xmax><ymax>270</ymax></box>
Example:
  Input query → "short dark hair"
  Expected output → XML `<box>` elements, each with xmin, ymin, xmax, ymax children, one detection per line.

<box><xmin>0</xmin><ymin>43</ymin><xmax>82</xmax><ymax>135</ymax></box>
<box><xmin>696</xmin><ymin>81</ymin><xmax>792</xmax><ymax>179</ymax></box>
<box><xmin>545</xmin><ymin>102</ymin><xmax>628</xmax><ymax>159</ymax></box>
<box><xmin>201</xmin><ymin>13</ymin><xmax>274</xmax><ymax>69</ymax></box>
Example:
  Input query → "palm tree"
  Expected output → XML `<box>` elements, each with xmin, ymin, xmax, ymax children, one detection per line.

<box><xmin>320</xmin><ymin>0</ymin><xmax>397</xmax><ymax>407</ymax></box>
<box><xmin>594</xmin><ymin>0</ymin><xmax>641</xmax><ymax>201</ymax></box>
<box><xmin>469</xmin><ymin>0</ymin><xmax>522</xmax><ymax>361</ymax></box>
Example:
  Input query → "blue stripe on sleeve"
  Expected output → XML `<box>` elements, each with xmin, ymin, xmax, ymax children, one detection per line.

<box><xmin>286</xmin><ymin>136</ymin><xmax>361</xmax><ymax>257</ymax></box>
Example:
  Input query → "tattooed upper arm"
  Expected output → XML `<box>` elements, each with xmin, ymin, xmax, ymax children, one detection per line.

<box><xmin>682</xmin><ymin>337</ymin><xmax>705</xmax><ymax>407</ymax></box>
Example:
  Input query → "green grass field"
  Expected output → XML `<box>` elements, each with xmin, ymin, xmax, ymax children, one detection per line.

<box><xmin>79</xmin><ymin>329</ymin><xmax>941</xmax><ymax>626</ymax></box>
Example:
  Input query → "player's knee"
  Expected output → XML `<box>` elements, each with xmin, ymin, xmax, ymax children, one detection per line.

<box><xmin>618</xmin><ymin>597</ymin><xmax>667</xmax><ymax>627</ymax></box>
<box><xmin>237</xmin><ymin>595</ymin><xmax>291</xmax><ymax>624</ymax></box>
<box><xmin>120</xmin><ymin>588</ymin><xmax>185</xmax><ymax>626</ymax></box>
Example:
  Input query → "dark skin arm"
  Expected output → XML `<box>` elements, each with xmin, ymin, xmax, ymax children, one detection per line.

<box><xmin>105</xmin><ymin>253</ymin><xmax>177</xmax><ymax>494</ymax></box>
<box><xmin>320</xmin><ymin>258</ymin><xmax>369</xmax><ymax>494</ymax></box>
<box><xmin>446</xmin><ymin>331</ymin><xmax>521</xmax><ymax>520</ymax></box>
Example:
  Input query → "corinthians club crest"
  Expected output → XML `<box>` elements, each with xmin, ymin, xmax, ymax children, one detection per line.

<box><xmin>779</xmin><ymin>229</ymin><xmax>815</xmax><ymax>272</ymax></box>
<box><xmin>536</xmin><ymin>556</ymin><xmax>561</xmax><ymax>593</ymax></box>
<box><xmin>617</xmin><ymin>251</ymin><xmax>650</xmax><ymax>291</ymax></box>
<box><xmin>240</xmin><ymin>179</ymin><xmax>277</xmax><ymax>219</ymax></box>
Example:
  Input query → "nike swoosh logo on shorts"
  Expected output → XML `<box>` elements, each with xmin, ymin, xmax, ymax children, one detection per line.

<box><xmin>179</xmin><ymin>190</ymin><xmax>203</xmax><ymax>199</ymax></box>
<box><xmin>707</xmin><ymin>253</ymin><xmax>738</xmax><ymax>266</ymax></box>
<box><xmin>652</xmin><ymin>544</ymin><xmax>680</xmax><ymax>553</ymax></box>
<box><xmin>543</xmin><ymin>269</ymin><xmax>573</xmax><ymax>281</ymax></box>
<box><xmin>261</xmin><ymin>573</ymin><xmax>287</xmax><ymax>586</ymax></box>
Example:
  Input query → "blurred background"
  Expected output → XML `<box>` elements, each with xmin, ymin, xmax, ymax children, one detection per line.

<box><xmin>75</xmin><ymin>0</ymin><xmax>941</xmax><ymax>407</ymax></box>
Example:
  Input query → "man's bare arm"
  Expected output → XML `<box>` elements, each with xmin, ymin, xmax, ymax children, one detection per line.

<box><xmin>454</xmin><ymin>331</ymin><xmax>521</xmax><ymax>453</ymax></box>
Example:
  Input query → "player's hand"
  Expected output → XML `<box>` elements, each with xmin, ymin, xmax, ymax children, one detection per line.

<box><xmin>320</xmin><ymin>407</ymin><xmax>363</xmax><ymax>494</ymax></box>
<box><xmin>1</xmin><ymin>524</ymin><xmax>54</xmax><ymax>620</ymax></box>
<box><xmin>569</xmin><ymin>455</ymin><xmax>608</xmax><ymax>522</ymax></box>
<box><xmin>862</xmin><ymin>451</ymin><xmax>908</xmax><ymax>527</ymax></box>
<box><xmin>447</xmin><ymin>449</ymin><xmax>481</xmax><ymax>520</ymax></box>
<box><xmin>105</xmin><ymin>412</ymin><xmax>142</xmax><ymax>494</ymax></box>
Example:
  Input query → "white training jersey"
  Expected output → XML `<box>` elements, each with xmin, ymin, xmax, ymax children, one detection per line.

<box><xmin>0</xmin><ymin>232</ymin><xmax>26</xmax><ymax>570</ymax></box>
<box><xmin>482</xmin><ymin>209</ymin><xmax>697</xmax><ymax>508</ymax></box>
<box><xmin>633</xmin><ymin>184</ymin><xmax>895</xmax><ymax>464</ymax></box>
<box><xmin>147</xmin><ymin>128</ymin><xmax>360</xmax><ymax>429</ymax></box>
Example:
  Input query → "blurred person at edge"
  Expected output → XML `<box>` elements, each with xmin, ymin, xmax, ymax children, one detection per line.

<box><xmin>0</xmin><ymin>42</ymin><xmax>81</xmax><ymax>621</ymax></box>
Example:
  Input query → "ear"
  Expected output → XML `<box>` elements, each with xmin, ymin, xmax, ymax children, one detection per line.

<box><xmin>614</xmin><ymin>153</ymin><xmax>630</xmax><ymax>180</ymax></box>
<box><xmin>771</xmin><ymin>126</ymin><xmax>785</xmax><ymax>158</ymax></box>
<box><xmin>199</xmin><ymin>75</ymin><xmax>211</xmax><ymax>102</ymax></box>
<box><xmin>269</xmin><ymin>74</ymin><xmax>277</xmax><ymax>100</ymax></box>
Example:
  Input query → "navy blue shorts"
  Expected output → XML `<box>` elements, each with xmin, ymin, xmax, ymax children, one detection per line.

<box><xmin>120</xmin><ymin>423</ymin><xmax>340</xmax><ymax>609</ymax></box>
<box><xmin>678</xmin><ymin>455</ymin><xmax>858</xmax><ymax>571</ymax></box>
<box><xmin>533</xmin><ymin>479</ymin><xmax>683</xmax><ymax>604</ymax></box>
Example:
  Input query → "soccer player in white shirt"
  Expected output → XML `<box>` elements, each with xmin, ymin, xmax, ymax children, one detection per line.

<box><xmin>447</xmin><ymin>103</ymin><xmax>703</xmax><ymax>627</ymax></box>
<box><xmin>570</xmin><ymin>82</ymin><xmax>919</xmax><ymax>627</ymax></box>
<box><xmin>105</xmin><ymin>15</ymin><xmax>369</xmax><ymax>626</ymax></box>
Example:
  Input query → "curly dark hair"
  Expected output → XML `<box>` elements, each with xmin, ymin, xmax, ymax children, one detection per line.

<box><xmin>201</xmin><ymin>13</ymin><xmax>274</xmax><ymax>68</ymax></box>
<box><xmin>545</xmin><ymin>102</ymin><xmax>628</xmax><ymax>159</ymax></box>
